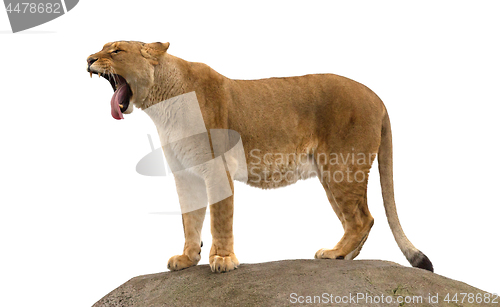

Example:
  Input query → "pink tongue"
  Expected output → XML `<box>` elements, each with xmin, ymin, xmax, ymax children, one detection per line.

<box><xmin>111</xmin><ymin>84</ymin><xmax>127</xmax><ymax>120</ymax></box>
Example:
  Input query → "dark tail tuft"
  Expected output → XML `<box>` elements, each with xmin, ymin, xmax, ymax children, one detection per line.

<box><xmin>410</xmin><ymin>251</ymin><xmax>434</xmax><ymax>272</ymax></box>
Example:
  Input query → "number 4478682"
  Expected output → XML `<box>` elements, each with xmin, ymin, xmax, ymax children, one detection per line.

<box><xmin>5</xmin><ymin>3</ymin><xmax>61</xmax><ymax>14</ymax></box>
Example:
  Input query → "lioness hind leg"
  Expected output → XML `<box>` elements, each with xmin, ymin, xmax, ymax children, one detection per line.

<box><xmin>315</xmin><ymin>169</ymin><xmax>374</xmax><ymax>260</ymax></box>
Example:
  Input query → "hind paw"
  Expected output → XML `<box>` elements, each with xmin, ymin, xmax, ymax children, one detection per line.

<box><xmin>314</xmin><ymin>248</ymin><xmax>345</xmax><ymax>260</ymax></box>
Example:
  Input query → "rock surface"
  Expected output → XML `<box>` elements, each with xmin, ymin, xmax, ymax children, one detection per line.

<box><xmin>93</xmin><ymin>259</ymin><xmax>493</xmax><ymax>307</ymax></box>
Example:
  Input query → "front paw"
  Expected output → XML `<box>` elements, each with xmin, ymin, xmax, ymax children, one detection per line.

<box><xmin>167</xmin><ymin>254</ymin><xmax>199</xmax><ymax>271</ymax></box>
<box><xmin>209</xmin><ymin>254</ymin><xmax>239</xmax><ymax>273</ymax></box>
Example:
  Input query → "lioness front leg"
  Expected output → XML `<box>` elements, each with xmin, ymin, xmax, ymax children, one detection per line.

<box><xmin>209</xmin><ymin>184</ymin><xmax>239</xmax><ymax>273</ymax></box>
<box><xmin>168</xmin><ymin>207</ymin><xmax>206</xmax><ymax>270</ymax></box>
<box><xmin>168</xmin><ymin>173</ymin><xmax>207</xmax><ymax>271</ymax></box>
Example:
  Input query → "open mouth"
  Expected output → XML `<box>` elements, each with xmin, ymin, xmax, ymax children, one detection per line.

<box><xmin>89</xmin><ymin>71</ymin><xmax>132</xmax><ymax>120</ymax></box>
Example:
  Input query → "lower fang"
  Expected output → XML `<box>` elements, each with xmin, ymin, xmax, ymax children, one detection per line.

<box><xmin>119</xmin><ymin>104</ymin><xmax>124</xmax><ymax>108</ymax></box>
<box><xmin>90</xmin><ymin>72</ymin><xmax>92</xmax><ymax>78</ymax></box>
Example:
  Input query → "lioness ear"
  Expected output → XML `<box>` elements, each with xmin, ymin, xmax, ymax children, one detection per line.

<box><xmin>141</xmin><ymin>42</ymin><xmax>170</xmax><ymax>65</ymax></box>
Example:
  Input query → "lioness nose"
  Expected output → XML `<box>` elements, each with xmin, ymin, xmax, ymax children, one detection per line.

<box><xmin>87</xmin><ymin>57</ymin><xmax>97</xmax><ymax>69</ymax></box>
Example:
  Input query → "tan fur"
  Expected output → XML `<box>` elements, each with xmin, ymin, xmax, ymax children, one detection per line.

<box><xmin>87</xmin><ymin>41</ymin><xmax>433</xmax><ymax>273</ymax></box>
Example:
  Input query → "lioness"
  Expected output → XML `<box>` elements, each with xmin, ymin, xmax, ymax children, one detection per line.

<box><xmin>87</xmin><ymin>41</ymin><xmax>433</xmax><ymax>273</ymax></box>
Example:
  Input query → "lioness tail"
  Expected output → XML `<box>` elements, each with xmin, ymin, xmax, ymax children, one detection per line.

<box><xmin>378</xmin><ymin>110</ymin><xmax>434</xmax><ymax>272</ymax></box>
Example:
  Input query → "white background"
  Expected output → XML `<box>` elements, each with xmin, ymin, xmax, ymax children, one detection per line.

<box><xmin>1</xmin><ymin>1</ymin><xmax>499</xmax><ymax>306</ymax></box>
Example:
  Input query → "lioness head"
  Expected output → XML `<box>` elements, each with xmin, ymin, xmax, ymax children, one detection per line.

<box><xmin>87</xmin><ymin>41</ymin><xmax>170</xmax><ymax>119</ymax></box>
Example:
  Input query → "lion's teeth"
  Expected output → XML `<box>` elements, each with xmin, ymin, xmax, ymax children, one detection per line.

<box><xmin>98</xmin><ymin>72</ymin><xmax>101</xmax><ymax>78</ymax></box>
<box><xmin>90</xmin><ymin>72</ymin><xmax>92</xmax><ymax>78</ymax></box>
<box><xmin>119</xmin><ymin>104</ymin><xmax>124</xmax><ymax>108</ymax></box>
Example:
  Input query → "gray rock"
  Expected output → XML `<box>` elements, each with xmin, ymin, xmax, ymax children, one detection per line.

<box><xmin>92</xmin><ymin>260</ymin><xmax>493</xmax><ymax>307</ymax></box>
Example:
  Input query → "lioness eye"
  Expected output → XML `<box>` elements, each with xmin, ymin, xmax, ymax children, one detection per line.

<box><xmin>111</xmin><ymin>50</ymin><xmax>122</xmax><ymax>54</ymax></box>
